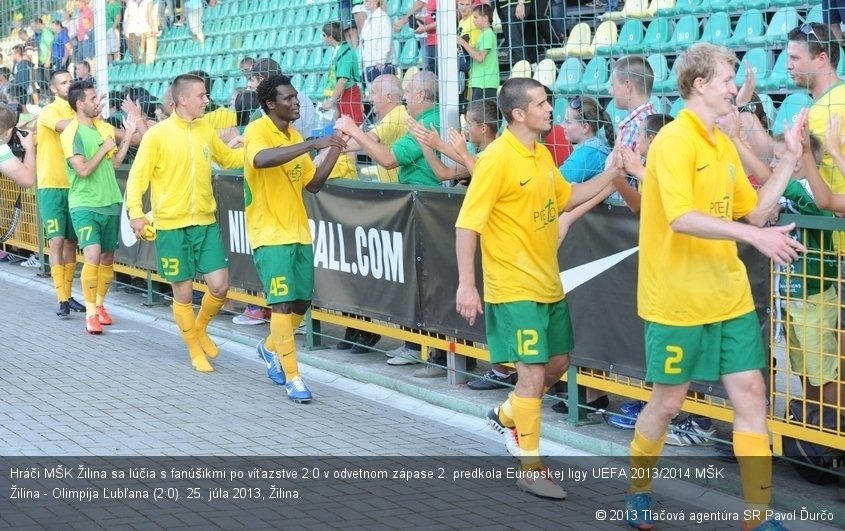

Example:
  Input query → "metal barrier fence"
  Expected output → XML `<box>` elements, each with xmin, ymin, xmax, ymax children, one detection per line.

<box><xmin>1</xmin><ymin>175</ymin><xmax>843</xmax><ymax>461</ymax></box>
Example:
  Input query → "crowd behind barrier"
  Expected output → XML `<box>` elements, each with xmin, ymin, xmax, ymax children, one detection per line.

<box><xmin>0</xmin><ymin>172</ymin><xmax>843</xmax><ymax>458</ymax></box>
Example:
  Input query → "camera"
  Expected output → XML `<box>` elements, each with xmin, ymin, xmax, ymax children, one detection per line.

<box><xmin>7</xmin><ymin>127</ymin><xmax>26</xmax><ymax>161</ymax></box>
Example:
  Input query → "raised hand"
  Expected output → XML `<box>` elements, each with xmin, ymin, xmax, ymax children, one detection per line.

<box><xmin>752</xmin><ymin>223</ymin><xmax>807</xmax><ymax>266</ymax></box>
<box><xmin>827</xmin><ymin>113</ymin><xmax>844</xmax><ymax>157</ymax></box>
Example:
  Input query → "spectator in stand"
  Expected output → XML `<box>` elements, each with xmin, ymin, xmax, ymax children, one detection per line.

<box><xmin>124</xmin><ymin>0</ymin><xmax>153</xmax><ymax>65</ymax></box>
<box><xmin>335</xmin><ymin>70</ymin><xmax>442</xmax><ymax>368</ymax></box>
<box><xmin>824</xmin><ymin>0</ymin><xmax>845</xmax><ymax>45</ymax></box>
<box><xmin>75</xmin><ymin>60</ymin><xmax>95</xmax><ymax>84</ymax></box>
<box><xmin>392</xmin><ymin>0</ymin><xmax>436</xmax><ymax>73</ymax></box>
<box><xmin>239</xmin><ymin>57</ymin><xmax>255</xmax><ymax>76</ymax></box>
<box><xmin>360</xmin><ymin>0</ymin><xmax>395</xmax><ymax>87</ymax></box>
<box><xmin>184</xmin><ymin>0</ymin><xmax>208</xmax><ymax>44</ymax></box>
<box><xmin>106</xmin><ymin>0</ymin><xmax>123</xmax><ymax>63</ymax></box>
<box><xmin>51</xmin><ymin>20</ymin><xmax>71</xmax><ymax>73</ymax></box>
<box><xmin>234</xmin><ymin>90</ymin><xmax>260</xmax><ymax>131</ymax></box>
<box><xmin>560</xmin><ymin>96</ymin><xmax>614</xmax><ymax>184</ymax></box>
<box><xmin>76</xmin><ymin>0</ymin><xmax>95</xmax><ymax>61</ymax></box>
<box><xmin>497</xmin><ymin>0</ymin><xmax>532</xmax><ymax>64</ymax></box>
<box><xmin>31</xmin><ymin>18</ymin><xmax>52</xmax><ymax>75</ymax></box>
<box><xmin>458</xmin><ymin>4</ymin><xmax>498</xmax><ymax>105</ymax></box>
<box><xmin>10</xmin><ymin>45</ymin><xmax>33</xmax><ymax>105</ymax></box>
<box><xmin>0</xmin><ymin>68</ymin><xmax>12</xmax><ymax>102</ymax></box>
<box><xmin>320</xmin><ymin>22</ymin><xmax>365</xmax><ymax>126</ymax></box>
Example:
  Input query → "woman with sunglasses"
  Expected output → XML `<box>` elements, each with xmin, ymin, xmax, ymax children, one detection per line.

<box><xmin>560</xmin><ymin>95</ymin><xmax>615</xmax><ymax>183</ymax></box>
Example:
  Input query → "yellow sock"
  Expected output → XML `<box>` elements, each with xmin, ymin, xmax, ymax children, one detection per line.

<box><xmin>499</xmin><ymin>392</ymin><xmax>515</xmax><ymax>428</ymax></box>
<box><xmin>291</xmin><ymin>312</ymin><xmax>305</xmax><ymax>331</ymax></box>
<box><xmin>511</xmin><ymin>394</ymin><xmax>543</xmax><ymax>471</ymax></box>
<box><xmin>50</xmin><ymin>264</ymin><xmax>67</xmax><ymax>303</ymax></box>
<box><xmin>81</xmin><ymin>263</ymin><xmax>99</xmax><ymax>317</ymax></box>
<box><xmin>270</xmin><ymin>312</ymin><xmax>298</xmax><ymax>380</ymax></box>
<box><xmin>173</xmin><ymin>301</ymin><xmax>212</xmax><ymax>372</ymax></box>
<box><xmin>734</xmin><ymin>431</ymin><xmax>772</xmax><ymax>527</ymax></box>
<box><xmin>195</xmin><ymin>292</ymin><xmax>225</xmax><ymax>358</ymax></box>
<box><xmin>96</xmin><ymin>263</ymin><xmax>114</xmax><ymax>306</ymax></box>
<box><xmin>64</xmin><ymin>262</ymin><xmax>76</xmax><ymax>300</ymax></box>
<box><xmin>630</xmin><ymin>427</ymin><xmax>666</xmax><ymax>493</ymax></box>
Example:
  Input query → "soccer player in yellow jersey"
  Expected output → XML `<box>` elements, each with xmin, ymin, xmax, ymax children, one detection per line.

<box><xmin>126</xmin><ymin>74</ymin><xmax>244</xmax><ymax>373</ymax></box>
<box><xmin>456</xmin><ymin>78</ymin><xmax>623</xmax><ymax>499</ymax></box>
<box><xmin>627</xmin><ymin>43</ymin><xmax>807</xmax><ymax>531</ymax></box>
<box><xmin>244</xmin><ymin>75</ymin><xmax>346</xmax><ymax>402</ymax></box>
<box><xmin>36</xmin><ymin>70</ymin><xmax>86</xmax><ymax>317</ymax></box>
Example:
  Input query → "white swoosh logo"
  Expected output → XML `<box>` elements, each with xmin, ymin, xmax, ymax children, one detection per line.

<box><xmin>561</xmin><ymin>246</ymin><xmax>639</xmax><ymax>293</ymax></box>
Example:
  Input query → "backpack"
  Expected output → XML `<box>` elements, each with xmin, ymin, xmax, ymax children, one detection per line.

<box><xmin>782</xmin><ymin>400</ymin><xmax>845</xmax><ymax>485</ymax></box>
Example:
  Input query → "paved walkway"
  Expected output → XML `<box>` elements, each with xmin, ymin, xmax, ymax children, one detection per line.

<box><xmin>0</xmin><ymin>263</ymin><xmax>840</xmax><ymax>530</ymax></box>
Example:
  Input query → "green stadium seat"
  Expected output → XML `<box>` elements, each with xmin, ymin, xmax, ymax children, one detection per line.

<box><xmin>700</xmin><ymin>12</ymin><xmax>730</xmax><ymax>44</ymax></box>
<box><xmin>304</xmin><ymin>48</ymin><xmax>323</xmax><ymax>74</ymax></box>
<box><xmin>321</xmin><ymin>45</ymin><xmax>334</xmax><ymax>71</ymax></box>
<box><xmin>758</xmin><ymin>93</ymin><xmax>775</xmax><ymax>125</ymax></box>
<box><xmin>605</xmin><ymin>100</ymin><xmax>628</xmax><ymax>132</ymax></box>
<box><xmin>725</xmin><ymin>10</ymin><xmax>765</xmax><ymax>48</ymax></box>
<box><xmin>772</xmin><ymin>0</ymin><xmax>806</xmax><ymax>5</ymax></box>
<box><xmin>552</xmin><ymin>57</ymin><xmax>584</xmax><ymax>96</ymax></box>
<box><xmin>669</xmin><ymin>97</ymin><xmax>684</xmax><ymax>117</ymax></box>
<box><xmin>661</xmin><ymin>0</ymin><xmax>698</xmax><ymax>15</ymax></box>
<box><xmin>654</xmin><ymin>57</ymin><xmax>679</xmax><ymax>93</ymax></box>
<box><xmin>303</xmin><ymin>73</ymin><xmax>322</xmax><ymax>101</ymax></box>
<box><xmin>282</xmin><ymin>49</ymin><xmax>297</xmax><ymax>72</ymax></box>
<box><xmin>292</xmin><ymin>49</ymin><xmax>309</xmax><ymax>74</ymax></box>
<box><xmin>398</xmin><ymin>39</ymin><xmax>420</xmax><ymax>68</ymax></box>
<box><xmin>650</xmin><ymin>95</ymin><xmax>664</xmax><ymax>114</ymax></box>
<box><xmin>691</xmin><ymin>0</ymin><xmax>729</xmax><ymax>13</ymax></box>
<box><xmin>580</xmin><ymin>57</ymin><xmax>610</xmax><ymax>95</ymax></box>
<box><xmin>735</xmin><ymin>48</ymin><xmax>770</xmax><ymax>89</ymax></box>
<box><xmin>553</xmin><ymin>96</ymin><xmax>568</xmax><ymax>124</ymax></box>
<box><xmin>210</xmin><ymin>77</ymin><xmax>228</xmax><ymax>103</ymax></box>
<box><xmin>772</xmin><ymin>93</ymin><xmax>812</xmax><ymax>135</ymax></box>
<box><xmin>806</xmin><ymin>4</ymin><xmax>823</xmax><ymax>24</ymax></box>
<box><xmin>596</xmin><ymin>19</ymin><xmax>643</xmax><ymax>56</ymax></box>
<box><xmin>747</xmin><ymin>7</ymin><xmax>799</xmax><ymax>46</ymax></box>
<box><xmin>764</xmin><ymin>49</ymin><xmax>796</xmax><ymax>91</ymax></box>
<box><xmin>647</xmin><ymin>53</ymin><xmax>668</xmax><ymax>89</ymax></box>
<box><xmin>628</xmin><ymin>18</ymin><xmax>671</xmax><ymax>54</ymax></box>
<box><xmin>727</xmin><ymin>0</ymin><xmax>767</xmax><ymax>10</ymax></box>
<box><xmin>290</xmin><ymin>73</ymin><xmax>306</xmax><ymax>93</ymax></box>
<box><xmin>652</xmin><ymin>15</ymin><xmax>699</xmax><ymax>53</ymax></box>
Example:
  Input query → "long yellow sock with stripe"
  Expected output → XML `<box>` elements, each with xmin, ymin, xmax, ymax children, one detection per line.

<box><xmin>270</xmin><ymin>312</ymin><xmax>298</xmax><ymax>380</ymax></box>
<box><xmin>511</xmin><ymin>395</ymin><xmax>543</xmax><ymax>471</ymax></box>
<box><xmin>195</xmin><ymin>292</ymin><xmax>225</xmax><ymax>358</ymax></box>
<box><xmin>80</xmin><ymin>263</ymin><xmax>99</xmax><ymax>318</ymax></box>
<box><xmin>291</xmin><ymin>312</ymin><xmax>305</xmax><ymax>331</ymax></box>
<box><xmin>50</xmin><ymin>264</ymin><xmax>67</xmax><ymax>303</ymax></box>
<box><xmin>64</xmin><ymin>262</ymin><xmax>76</xmax><ymax>301</ymax></box>
<box><xmin>734</xmin><ymin>431</ymin><xmax>772</xmax><ymax>528</ymax></box>
<box><xmin>499</xmin><ymin>392</ymin><xmax>515</xmax><ymax>428</ymax></box>
<box><xmin>173</xmin><ymin>301</ymin><xmax>212</xmax><ymax>372</ymax></box>
<box><xmin>630</xmin><ymin>427</ymin><xmax>666</xmax><ymax>493</ymax></box>
<box><xmin>96</xmin><ymin>263</ymin><xmax>114</xmax><ymax>306</ymax></box>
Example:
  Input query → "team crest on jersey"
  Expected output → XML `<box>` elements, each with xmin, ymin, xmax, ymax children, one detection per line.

<box><xmin>288</xmin><ymin>163</ymin><xmax>303</xmax><ymax>182</ymax></box>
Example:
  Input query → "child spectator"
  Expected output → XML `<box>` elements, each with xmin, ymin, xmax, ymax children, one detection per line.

<box><xmin>457</xmin><ymin>4</ymin><xmax>498</xmax><ymax>105</ymax></box>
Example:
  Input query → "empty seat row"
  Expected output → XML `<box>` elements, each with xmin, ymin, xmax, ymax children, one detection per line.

<box><xmin>552</xmin><ymin>6</ymin><xmax>813</xmax><ymax>61</ymax></box>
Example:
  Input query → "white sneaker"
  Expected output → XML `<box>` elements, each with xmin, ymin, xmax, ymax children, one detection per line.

<box><xmin>294</xmin><ymin>323</ymin><xmax>307</xmax><ymax>335</ymax></box>
<box><xmin>20</xmin><ymin>254</ymin><xmax>40</xmax><ymax>268</ymax></box>
<box><xmin>504</xmin><ymin>428</ymin><xmax>522</xmax><ymax>457</ymax></box>
<box><xmin>516</xmin><ymin>469</ymin><xmax>567</xmax><ymax>500</ymax></box>
<box><xmin>386</xmin><ymin>347</ymin><xmax>422</xmax><ymax>365</ymax></box>
<box><xmin>665</xmin><ymin>416</ymin><xmax>716</xmax><ymax>446</ymax></box>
